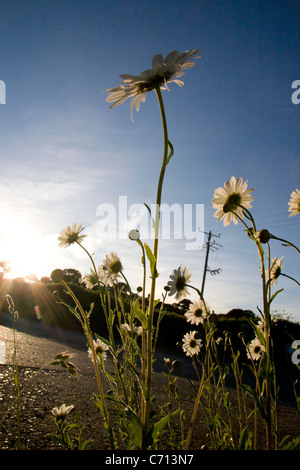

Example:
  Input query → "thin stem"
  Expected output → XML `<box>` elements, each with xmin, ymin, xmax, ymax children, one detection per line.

<box><xmin>142</xmin><ymin>85</ymin><xmax>169</xmax><ymax>447</ymax></box>
<box><xmin>183</xmin><ymin>335</ymin><xmax>212</xmax><ymax>450</ymax></box>
<box><xmin>270</xmin><ymin>234</ymin><xmax>300</xmax><ymax>255</ymax></box>
<box><xmin>131</xmin><ymin>237</ymin><xmax>147</xmax><ymax>422</ymax></box>
<box><xmin>61</xmin><ymin>280</ymin><xmax>112</xmax><ymax>441</ymax></box>
<box><xmin>281</xmin><ymin>272</ymin><xmax>300</xmax><ymax>286</ymax></box>
<box><xmin>230</xmin><ymin>209</ymin><xmax>273</xmax><ymax>448</ymax></box>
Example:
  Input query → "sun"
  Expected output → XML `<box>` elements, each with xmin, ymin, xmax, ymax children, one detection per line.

<box><xmin>0</xmin><ymin>214</ymin><xmax>49</xmax><ymax>280</ymax></box>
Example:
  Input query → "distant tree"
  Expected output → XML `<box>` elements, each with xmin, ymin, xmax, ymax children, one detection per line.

<box><xmin>226</xmin><ymin>308</ymin><xmax>255</xmax><ymax>320</ymax></box>
<box><xmin>62</xmin><ymin>268</ymin><xmax>82</xmax><ymax>284</ymax></box>
<box><xmin>175</xmin><ymin>298</ymin><xmax>192</xmax><ymax>314</ymax></box>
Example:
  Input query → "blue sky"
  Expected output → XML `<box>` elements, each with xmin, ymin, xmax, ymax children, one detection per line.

<box><xmin>0</xmin><ymin>0</ymin><xmax>299</xmax><ymax>320</ymax></box>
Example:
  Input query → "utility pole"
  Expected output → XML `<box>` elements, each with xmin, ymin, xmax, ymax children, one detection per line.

<box><xmin>200</xmin><ymin>231</ymin><xmax>221</xmax><ymax>297</ymax></box>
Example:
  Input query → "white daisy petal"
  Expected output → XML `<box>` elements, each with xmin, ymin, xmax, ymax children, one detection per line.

<box><xmin>211</xmin><ymin>176</ymin><xmax>254</xmax><ymax>226</ymax></box>
<box><xmin>167</xmin><ymin>265</ymin><xmax>191</xmax><ymax>301</ymax></box>
<box><xmin>105</xmin><ymin>49</ymin><xmax>200</xmax><ymax>119</ymax></box>
<box><xmin>288</xmin><ymin>188</ymin><xmax>300</xmax><ymax>217</ymax></box>
<box><xmin>58</xmin><ymin>223</ymin><xmax>87</xmax><ymax>248</ymax></box>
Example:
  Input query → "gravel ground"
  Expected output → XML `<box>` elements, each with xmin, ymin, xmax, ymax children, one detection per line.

<box><xmin>0</xmin><ymin>319</ymin><xmax>300</xmax><ymax>451</ymax></box>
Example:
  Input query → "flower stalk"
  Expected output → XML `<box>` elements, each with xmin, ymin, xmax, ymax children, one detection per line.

<box><xmin>142</xmin><ymin>85</ymin><xmax>171</xmax><ymax>446</ymax></box>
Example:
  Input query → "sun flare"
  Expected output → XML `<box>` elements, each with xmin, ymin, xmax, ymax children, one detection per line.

<box><xmin>0</xmin><ymin>215</ymin><xmax>50</xmax><ymax>280</ymax></box>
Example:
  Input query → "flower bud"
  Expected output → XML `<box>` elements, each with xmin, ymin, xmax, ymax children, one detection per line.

<box><xmin>256</xmin><ymin>229</ymin><xmax>271</xmax><ymax>244</ymax></box>
<box><xmin>164</xmin><ymin>358</ymin><xmax>171</xmax><ymax>368</ymax></box>
<box><xmin>128</xmin><ymin>229</ymin><xmax>140</xmax><ymax>240</ymax></box>
<box><xmin>50</xmin><ymin>269</ymin><xmax>64</xmax><ymax>282</ymax></box>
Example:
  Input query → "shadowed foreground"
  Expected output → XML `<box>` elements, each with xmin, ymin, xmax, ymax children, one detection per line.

<box><xmin>0</xmin><ymin>322</ymin><xmax>300</xmax><ymax>450</ymax></box>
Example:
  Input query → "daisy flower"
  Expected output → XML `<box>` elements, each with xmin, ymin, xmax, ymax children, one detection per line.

<box><xmin>247</xmin><ymin>337</ymin><xmax>265</xmax><ymax>361</ymax></box>
<box><xmin>58</xmin><ymin>223</ymin><xmax>87</xmax><ymax>248</ymax></box>
<box><xmin>184</xmin><ymin>299</ymin><xmax>208</xmax><ymax>325</ymax></box>
<box><xmin>51</xmin><ymin>404</ymin><xmax>74</xmax><ymax>421</ymax></box>
<box><xmin>167</xmin><ymin>265</ymin><xmax>191</xmax><ymax>301</ymax></box>
<box><xmin>269</xmin><ymin>257</ymin><xmax>284</xmax><ymax>286</ymax></box>
<box><xmin>83</xmin><ymin>269</ymin><xmax>99</xmax><ymax>289</ymax></box>
<box><xmin>182</xmin><ymin>331</ymin><xmax>202</xmax><ymax>357</ymax></box>
<box><xmin>212</xmin><ymin>176</ymin><xmax>254</xmax><ymax>226</ymax></box>
<box><xmin>105</xmin><ymin>49</ymin><xmax>200</xmax><ymax>120</ymax></box>
<box><xmin>88</xmin><ymin>338</ymin><xmax>109</xmax><ymax>362</ymax></box>
<box><xmin>257</xmin><ymin>319</ymin><xmax>266</xmax><ymax>334</ymax></box>
<box><xmin>288</xmin><ymin>189</ymin><xmax>300</xmax><ymax>217</ymax></box>
<box><xmin>98</xmin><ymin>252</ymin><xmax>123</xmax><ymax>287</ymax></box>
<box><xmin>121</xmin><ymin>323</ymin><xmax>143</xmax><ymax>336</ymax></box>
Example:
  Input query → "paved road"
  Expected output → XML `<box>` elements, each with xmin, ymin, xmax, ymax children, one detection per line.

<box><xmin>0</xmin><ymin>312</ymin><xmax>299</xmax><ymax>406</ymax></box>
<box><xmin>0</xmin><ymin>311</ymin><xmax>197</xmax><ymax>377</ymax></box>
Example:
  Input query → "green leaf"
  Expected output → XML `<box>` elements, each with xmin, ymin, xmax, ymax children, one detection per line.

<box><xmin>124</xmin><ymin>407</ymin><xmax>143</xmax><ymax>449</ymax></box>
<box><xmin>240</xmin><ymin>384</ymin><xmax>267</xmax><ymax>421</ymax></box>
<box><xmin>133</xmin><ymin>299</ymin><xmax>148</xmax><ymax>329</ymax></box>
<box><xmin>249</xmin><ymin>319</ymin><xmax>265</xmax><ymax>346</ymax></box>
<box><xmin>94</xmin><ymin>333</ymin><xmax>112</xmax><ymax>348</ymax></box>
<box><xmin>269</xmin><ymin>288</ymin><xmax>284</xmax><ymax>305</ymax></box>
<box><xmin>144</xmin><ymin>203</ymin><xmax>155</xmax><ymax>229</ymax></box>
<box><xmin>145</xmin><ymin>410</ymin><xmax>179</xmax><ymax>448</ymax></box>
<box><xmin>144</xmin><ymin>242</ymin><xmax>159</xmax><ymax>279</ymax></box>
<box><xmin>166</xmin><ymin>140</ymin><xmax>174</xmax><ymax>164</ymax></box>
<box><xmin>87</xmin><ymin>302</ymin><xmax>94</xmax><ymax>318</ymax></box>
<box><xmin>238</xmin><ymin>426</ymin><xmax>250</xmax><ymax>450</ymax></box>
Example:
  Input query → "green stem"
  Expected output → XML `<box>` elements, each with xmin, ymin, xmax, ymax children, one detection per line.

<box><xmin>230</xmin><ymin>209</ymin><xmax>273</xmax><ymax>448</ymax></box>
<box><xmin>136</xmin><ymin>239</ymin><xmax>147</xmax><ymax>400</ymax></box>
<box><xmin>281</xmin><ymin>272</ymin><xmax>300</xmax><ymax>286</ymax></box>
<box><xmin>61</xmin><ymin>279</ymin><xmax>113</xmax><ymax>446</ymax></box>
<box><xmin>142</xmin><ymin>86</ymin><xmax>169</xmax><ymax>447</ymax></box>
<box><xmin>270</xmin><ymin>234</ymin><xmax>300</xmax><ymax>255</ymax></box>
<box><xmin>183</xmin><ymin>337</ymin><xmax>211</xmax><ymax>450</ymax></box>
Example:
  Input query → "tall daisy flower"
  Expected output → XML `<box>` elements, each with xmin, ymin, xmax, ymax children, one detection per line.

<box><xmin>247</xmin><ymin>337</ymin><xmax>265</xmax><ymax>361</ymax></box>
<box><xmin>58</xmin><ymin>223</ymin><xmax>87</xmax><ymax>248</ymax></box>
<box><xmin>98</xmin><ymin>252</ymin><xmax>123</xmax><ymax>287</ymax></box>
<box><xmin>184</xmin><ymin>299</ymin><xmax>209</xmax><ymax>325</ymax></box>
<box><xmin>269</xmin><ymin>257</ymin><xmax>284</xmax><ymax>286</ymax></box>
<box><xmin>105</xmin><ymin>49</ymin><xmax>200</xmax><ymax>120</ymax></box>
<box><xmin>182</xmin><ymin>331</ymin><xmax>202</xmax><ymax>357</ymax></box>
<box><xmin>88</xmin><ymin>338</ymin><xmax>109</xmax><ymax>362</ymax></box>
<box><xmin>167</xmin><ymin>265</ymin><xmax>191</xmax><ymax>301</ymax></box>
<box><xmin>212</xmin><ymin>176</ymin><xmax>254</xmax><ymax>226</ymax></box>
<box><xmin>288</xmin><ymin>189</ymin><xmax>300</xmax><ymax>217</ymax></box>
<box><xmin>83</xmin><ymin>269</ymin><xmax>99</xmax><ymax>289</ymax></box>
